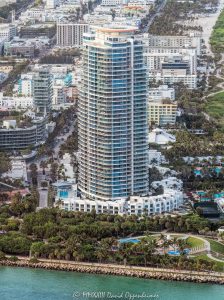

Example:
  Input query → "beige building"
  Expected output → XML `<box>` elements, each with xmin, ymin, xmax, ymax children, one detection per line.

<box><xmin>148</xmin><ymin>101</ymin><xmax>177</xmax><ymax>126</ymax></box>
<box><xmin>0</xmin><ymin>65</ymin><xmax>13</xmax><ymax>74</ymax></box>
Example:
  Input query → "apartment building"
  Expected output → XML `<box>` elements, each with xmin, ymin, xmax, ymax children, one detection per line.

<box><xmin>0</xmin><ymin>93</ymin><xmax>33</xmax><ymax>110</ymax></box>
<box><xmin>0</xmin><ymin>118</ymin><xmax>46</xmax><ymax>151</ymax></box>
<box><xmin>148</xmin><ymin>85</ymin><xmax>175</xmax><ymax>101</ymax></box>
<box><xmin>78</xmin><ymin>26</ymin><xmax>148</xmax><ymax>201</ymax></box>
<box><xmin>57</xmin><ymin>22</ymin><xmax>89</xmax><ymax>47</ymax></box>
<box><xmin>148</xmin><ymin>101</ymin><xmax>177</xmax><ymax>126</ymax></box>
<box><xmin>0</xmin><ymin>24</ymin><xmax>16</xmax><ymax>42</ymax></box>
<box><xmin>101</xmin><ymin>0</ymin><xmax>125</xmax><ymax>5</ymax></box>
<box><xmin>128</xmin><ymin>189</ymin><xmax>183</xmax><ymax>215</ymax></box>
<box><xmin>18</xmin><ymin>74</ymin><xmax>33</xmax><ymax>97</ymax></box>
<box><xmin>144</xmin><ymin>33</ymin><xmax>202</xmax><ymax>55</ymax></box>
<box><xmin>33</xmin><ymin>67</ymin><xmax>53</xmax><ymax>115</ymax></box>
<box><xmin>55</xmin><ymin>186</ymin><xmax>183</xmax><ymax>215</ymax></box>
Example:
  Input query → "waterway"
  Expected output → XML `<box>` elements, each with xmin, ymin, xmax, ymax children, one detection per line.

<box><xmin>0</xmin><ymin>266</ymin><xmax>224</xmax><ymax>300</ymax></box>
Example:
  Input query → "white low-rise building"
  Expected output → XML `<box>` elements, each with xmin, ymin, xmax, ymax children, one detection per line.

<box><xmin>148</xmin><ymin>150</ymin><xmax>166</xmax><ymax>165</ymax></box>
<box><xmin>60</xmin><ymin>153</ymin><xmax>75</xmax><ymax>179</ymax></box>
<box><xmin>61</xmin><ymin>198</ymin><xmax>125</xmax><ymax>214</ymax></box>
<box><xmin>149</xmin><ymin>128</ymin><xmax>176</xmax><ymax>145</ymax></box>
<box><xmin>55</xmin><ymin>179</ymin><xmax>183</xmax><ymax>215</ymax></box>
<box><xmin>151</xmin><ymin>177</ymin><xmax>183</xmax><ymax>191</ymax></box>
<box><xmin>149</xmin><ymin>72</ymin><xmax>197</xmax><ymax>89</ymax></box>
<box><xmin>0</xmin><ymin>93</ymin><xmax>33</xmax><ymax>110</ymax></box>
<box><xmin>0</xmin><ymin>24</ymin><xmax>16</xmax><ymax>42</ymax></box>
<box><xmin>128</xmin><ymin>189</ymin><xmax>183</xmax><ymax>215</ymax></box>
<box><xmin>3</xmin><ymin>159</ymin><xmax>27</xmax><ymax>181</ymax></box>
<box><xmin>148</xmin><ymin>85</ymin><xmax>175</xmax><ymax>101</ymax></box>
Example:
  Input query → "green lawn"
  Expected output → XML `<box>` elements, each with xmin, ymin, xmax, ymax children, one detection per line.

<box><xmin>186</xmin><ymin>237</ymin><xmax>204</xmax><ymax>248</ymax></box>
<box><xmin>195</xmin><ymin>254</ymin><xmax>224</xmax><ymax>272</ymax></box>
<box><xmin>210</xmin><ymin>9</ymin><xmax>224</xmax><ymax>53</ymax></box>
<box><xmin>207</xmin><ymin>239</ymin><xmax>224</xmax><ymax>254</ymax></box>
<box><xmin>205</xmin><ymin>91</ymin><xmax>224</xmax><ymax>128</ymax></box>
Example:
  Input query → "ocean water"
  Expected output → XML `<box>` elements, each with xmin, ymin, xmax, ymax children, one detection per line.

<box><xmin>0</xmin><ymin>266</ymin><xmax>224</xmax><ymax>300</ymax></box>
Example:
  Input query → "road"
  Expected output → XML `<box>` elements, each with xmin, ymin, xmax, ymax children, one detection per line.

<box><xmin>27</xmin><ymin>117</ymin><xmax>77</xmax><ymax>209</ymax></box>
<box><xmin>142</xmin><ymin>0</ymin><xmax>167</xmax><ymax>33</ymax></box>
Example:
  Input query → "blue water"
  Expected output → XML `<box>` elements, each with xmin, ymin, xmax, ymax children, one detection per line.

<box><xmin>215</xmin><ymin>167</ymin><xmax>222</xmax><ymax>173</ymax></box>
<box><xmin>1</xmin><ymin>267</ymin><xmax>224</xmax><ymax>300</ymax></box>
<box><xmin>201</xmin><ymin>197</ymin><xmax>211</xmax><ymax>201</ymax></box>
<box><xmin>194</xmin><ymin>167</ymin><xmax>222</xmax><ymax>176</ymax></box>
<box><xmin>214</xmin><ymin>192</ymin><xmax>224</xmax><ymax>199</ymax></box>
<box><xmin>194</xmin><ymin>170</ymin><xmax>202</xmax><ymax>176</ymax></box>
<box><xmin>168</xmin><ymin>249</ymin><xmax>190</xmax><ymax>256</ymax></box>
<box><xmin>119</xmin><ymin>238</ymin><xmax>140</xmax><ymax>244</ymax></box>
<box><xmin>196</xmin><ymin>191</ymin><xmax>206</xmax><ymax>196</ymax></box>
<box><xmin>59</xmin><ymin>190</ymin><xmax>69</xmax><ymax>198</ymax></box>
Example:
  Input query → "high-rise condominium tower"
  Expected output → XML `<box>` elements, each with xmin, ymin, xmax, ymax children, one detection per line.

<box><xmin>78</xmin><ymin>26</ymin><xmax>148</xmax><ymax>201</ymax></box>
<box><xmin>33</xmin><ymin>67</ymin><xmax>53</xmax><ymax>115</ymax></box>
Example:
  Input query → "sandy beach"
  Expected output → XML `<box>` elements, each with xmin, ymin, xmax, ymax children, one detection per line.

<box><xmin>179</xmin><ymin>0</ymin><xmax>224</xmax><ymax>54</ymax></box>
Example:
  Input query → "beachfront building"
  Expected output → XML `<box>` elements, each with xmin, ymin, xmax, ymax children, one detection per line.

<box><xmin>78</xmin><ymin>26</ymin><xmax>149</xmax><ymax>202</ymax></box>
<box><xmin>143</xmin><ymin>33</ymin><xmax>202</xmax><ymax>56</ymax></box>
<box><xmin>128</xmin><ymin>189</ymin><xmax>183</xmax><ymax>215</ymax></box>
<box><xmin>55</xmin><ymin>188</ymin><xmax>183</xmax><ymax>215</ymax></box>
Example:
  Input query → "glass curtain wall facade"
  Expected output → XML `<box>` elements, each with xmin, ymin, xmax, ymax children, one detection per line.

<box><xmin>78</xmin><ymin>27</ymin><xmax>148</xmax><ymax>201</ymax></box>
<box><xmin>33</xmin><ymin>68</ymin><xmax>53</xmax><ymax>115</ymax></box>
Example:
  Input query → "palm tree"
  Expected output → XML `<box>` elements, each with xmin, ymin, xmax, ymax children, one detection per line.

<box><xmin>169</xmin><ymin>236</ymin><xmax>179</xmax><ymax>251</ymax></box>
<box><xmin>177</xmin><ymin>239</ymin><xmax>188</xmax><ymax>255</ymax></box>
<box><xmin>159</xmin><ymin>234</ymin><xmax>170</xmax><ymax>254</ymax></box>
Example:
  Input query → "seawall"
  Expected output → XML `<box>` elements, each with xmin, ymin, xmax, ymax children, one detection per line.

<box><xmin>1</xmin><ymin>258</ymin><xmax>224</xmax><ymax>284</ymax></box>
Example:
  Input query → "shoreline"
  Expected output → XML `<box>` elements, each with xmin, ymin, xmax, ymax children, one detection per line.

<box><xmin>1</xmin><ymin>258</ymin><xmax>224</xmax><ymax>285</ymax></box>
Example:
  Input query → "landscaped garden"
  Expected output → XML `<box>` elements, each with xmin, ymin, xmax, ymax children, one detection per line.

<box><xmin>206</xmin><ymin>238</ymin><xmax>224</xmax><ymax>254</ymax></box>
<box><xmin>186</xmin><ymin>237</ymin><xmax>204</xmax><ymax>248</ymax></box>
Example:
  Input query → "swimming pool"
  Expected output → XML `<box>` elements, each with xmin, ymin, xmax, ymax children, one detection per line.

<box><xmin>59</xmin><ymin>190</ymin><xmax>69</xmax><ymax>198</ymax></box>
<box><xmin>194</xmin><ymin>170</ymin><xmax>202</xmax><ymax>176</ymax></box>
<box><xmin>215</xmin><ymin>167</ymin><xmax>222</xmax><ymax>173</ymax></box>
<box><xmin>119</xmin><ymin>238</ymin><xmax>140</xmax><ymax>244</ymax></box>
<box><xmin>168</xmin><ymin>249</ymin><xmax>190</xmax><ymax>255</ymax></box>
<box><xmin>196</xmin><ymin>191</ymin><xmax>206</xmax><ymax>196</ymax></box>
<box><xmin>214</xmin><ymin>192</ymin><xmax>224</xmax><ymax>199</ymax></box>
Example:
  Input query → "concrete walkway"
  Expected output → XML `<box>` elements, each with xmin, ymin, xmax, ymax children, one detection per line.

<box><xmin>207</xmin><ymin>253</ymin><xmax>224</xmax><ymax>262</ymax></box>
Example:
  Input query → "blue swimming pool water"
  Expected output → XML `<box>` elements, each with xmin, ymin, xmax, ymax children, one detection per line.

<box><xmin>201</xmin><ymin>197</ymin><xmax>211</xmax><ymax>201</ymax></box>
<box><xmin>168</xmin><ymin>249</ymin><xmax>190</xmax><ymax>256</ymax></box>
<box><xmin>214</xmin><ymin>192</ymin><xmax>224</xmax><ymax>199</ymax></box>
<box><xmin>59</xmin><ymin>190</ymin><xmax>69</xmax><ymax>198</ymax></box>
<box><xmin>215</xmin><ymin>167</ymin><xmax>222</xmax><ymax>173</ymax></box>
<box><xmin>119</xmin><ymin>238</ymin><xmax>140</xmax><ymax>244</ymax></box>
<box><xmin>194</xmin><ymin>170</ymin><xmax>202</xmax><ymax>175</ymax></box>
<box><xmin>196</xmin><ymin>191</ymin><xmax>206</xmax><ymax>196</ymax></box>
